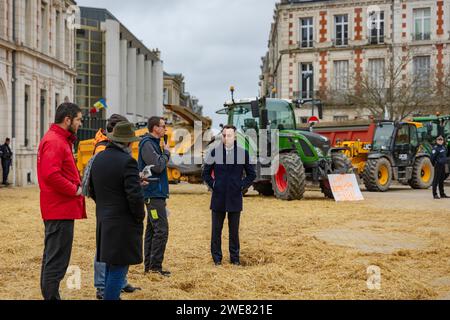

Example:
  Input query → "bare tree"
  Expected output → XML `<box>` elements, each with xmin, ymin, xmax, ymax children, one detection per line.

<box><xmin>323</xmin><ymin>47</ymin><xmax>437</xmax><ymax>121</ymax></box>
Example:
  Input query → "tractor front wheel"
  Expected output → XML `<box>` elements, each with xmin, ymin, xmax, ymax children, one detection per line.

<box><xmin>271</xmin><ymin>153</ymin><xmax>306</xmax><ymax>201</ymax></box>
<box><xmin>363</xmin><ymin>158</ymin><xmax>393</xmax><ymax>192</ymax></box>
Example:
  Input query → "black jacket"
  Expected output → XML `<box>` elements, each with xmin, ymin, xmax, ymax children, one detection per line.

<box><xmin>431</xmin><ymin>145</ymin><xmax>448</xmax><ymax>167</ymax></box>
<box><xmin>90</xmin><ymin>143</ymin><xmax>145</xmax><ymax>266</ymax></box>
<box><xmin>1</xmin><ymin>144</ymin><xmax>12</xmax><ymax>160</ymax></box>
<box><xmin>202</xmin><ymin>142</ymin><xmax>256</xmax><ymax>213</ymax></box>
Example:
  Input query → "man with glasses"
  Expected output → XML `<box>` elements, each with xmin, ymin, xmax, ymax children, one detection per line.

<box><xmin>431</xmin><ymin>135</ymin><xmax>449</xmax><ymax>200</ymax></box>
<box><xmin>138</xmin><ymin>117</ymin><xmax>172</xmax><ymax>276</ymax></box>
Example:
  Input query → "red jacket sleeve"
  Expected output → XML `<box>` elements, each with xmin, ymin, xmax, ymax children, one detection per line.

<box><xmin>40</xmin><ymin>141</ymin><xmax>78</xmax><ymax>196</ymax></box>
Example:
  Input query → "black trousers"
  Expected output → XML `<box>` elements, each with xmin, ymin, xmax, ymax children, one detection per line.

<box><xmin>40</xmin><ymin>220</ymin><xmax>74</xmax><ymax>300</ymax></box>
<box><xmin>1</xmin><ymin>159</ymin><xmax>11</xmax><ymax>184</ymax></box>
<box><xmin>433</xmin><ymin>164</ymin><xmax>447</xmax><ymax>197</ymax></box>
<box><xmin>211</xmin><ymin>211</ymin><xmax>241</xmax><ymax>264</ymax></box>
<box><xmin>144</xmin><ymin>199</ymin><xmax>169</xmax><ymax>272</ymax></box>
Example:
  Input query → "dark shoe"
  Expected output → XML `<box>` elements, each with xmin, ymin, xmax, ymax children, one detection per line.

<box><xmin>440</xmin><ymin>194</ymin><xmax>450</xmax><ymax>199</ymax></box>
<box><xmin>214</xmin><ymin>261</ymin><xmax>222</xmax><ymax>266</ymax></box>
<box><xmin>96</xmin><ymin>289</ymin><xmax>104</xmax><ymax>300</ymax></box>
<box><xmin>121</xmin><ymin>284</ymin><xmax>141</xmax><ymax>294</ymax></box>
<box><xmin>434</xmin><ymin>195</ymin><xmax>441</xmax><ymax>200</ymax></box>
<box><xmin>150</xmin><ymin>269</ymin><xmax>171</xmax><ymax>277</ymax></box>
<box><xmin>231</xmin><ymin>261</ymin><xmax>241</xmax><ymax>266</ymax></box>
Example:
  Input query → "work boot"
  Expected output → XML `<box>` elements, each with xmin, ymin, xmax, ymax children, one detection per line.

<box><xmin>440</xmin><ymin>194</ymin><xmax>450</xmax><ymax>199</ymax></box>
<box><xmin>121</xmin><ymin>284</ymin><xmax>141</xmax><ymax>293</ymax></box>
<box><xmin>96</xmin><ymin>289</ymin><xmax>104</xmax><ymax>300</ymax></box>
<box><xmin>434</xmin><ymin>195</ymin><xmax>441</xmax><ymax>200</ymax></box>
<box><xmin>149</xmin><ymin>269</ymin><xmax>171</xmax><ymax>277</ymax></box>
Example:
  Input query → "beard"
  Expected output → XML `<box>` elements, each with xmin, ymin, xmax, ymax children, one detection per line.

<box><xmin>68</xmin><ymin>121</ymin><xmax>78</xmax><ymax>135</ymax></box>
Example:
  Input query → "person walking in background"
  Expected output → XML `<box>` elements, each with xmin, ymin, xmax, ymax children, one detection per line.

<box><xmin>37</xmin><ymin>103</ymin><xmax>86</xmax><ymax>300</ymax></box>
<box><xmin>89</xmin><ymin>122</ymin><xmax>146</xmax><ymax>301</ymax></box>
<box><xmin>88</xmin><ymin>114</ymin><xmax>140</xmax><ymax>300</ymax></box>
<box><xmin>432</xmin><ymin>135</ymin><xmax>449</xmax><ymax>200</ymax></box>
<box><xmin>202</xmin><ymin>125</ymin><xmax>256</xmax><ymax>266</ymax></box>
<box><xmin>1</xmin><ymin>138</ymin><xmax>13</xmax><ymax>186</ymax></box>
<box><xmin>138</xmin><ymin>117</ymin><xmax>172</xmax><ymax>277</ymax></box>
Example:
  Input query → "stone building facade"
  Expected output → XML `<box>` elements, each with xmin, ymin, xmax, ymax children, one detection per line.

<box><xmin>260</xmin><ymin>0</ymin><xmax>450</xmax><ymax>123</ymax></box>
<box><xmin>0</xmin><ymin>0</ymin><xmax>77</xmax><ymax>186</ymax></box>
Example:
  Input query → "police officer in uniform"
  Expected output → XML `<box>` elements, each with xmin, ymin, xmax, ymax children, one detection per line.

<box><xmin>431</xmin><ymin>135</ymin><xmax>449</xmax><ymax>200</ymax></box>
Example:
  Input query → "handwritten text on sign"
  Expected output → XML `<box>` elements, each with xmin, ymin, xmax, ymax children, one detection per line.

<box><xmin>328</xmin><ymin>174</ymin><xmax>364</xmax><ymax>202</ymax></box>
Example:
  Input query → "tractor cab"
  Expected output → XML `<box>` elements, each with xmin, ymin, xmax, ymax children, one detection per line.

<box><xmin>372</xmin><ymin>121</ymin><xmax>421</xmax><ymax>167</ymax></box>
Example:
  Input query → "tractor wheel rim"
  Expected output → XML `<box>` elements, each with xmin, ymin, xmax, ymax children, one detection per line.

<box><xmin>378</xmin><ymin>165</ymin><xmax>389</xmax><ymax>185</ymax></box>
<box><xmin>275</xmin><ymin>164</ymin><xmax>288</xmax><ymax>193</ymax></box>
<box><xmin>421</xmin><ymin>164</ymin><xmax>432</xmax><ymax>183</ymax></box>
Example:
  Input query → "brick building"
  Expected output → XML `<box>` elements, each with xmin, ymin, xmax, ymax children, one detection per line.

<box><xmin>259</xmin><ymin>0</ymin><xmax>450</xmax><ymax>123</ymax></box>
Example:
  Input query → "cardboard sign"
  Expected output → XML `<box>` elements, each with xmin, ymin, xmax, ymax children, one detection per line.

<box><xmin>328</xmin><ymin>174</ymin><xmax>364</xmax><ymax>202</ymax></box>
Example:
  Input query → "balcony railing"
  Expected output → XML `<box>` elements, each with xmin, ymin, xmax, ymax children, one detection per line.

<box><xmin>413</xmin><ymin>32</ymin><xmax>431</xmax><ymax>41</ymax></box>
<box><xmin>369</xmin><ymin>35</ymin><xmax>385</xmax><ymax>45</ymax></box>
<box><xmin>332</xmin><ymin>38</ymin><xmax>348</xmax><ymax>47</ymax></box>
<box><xmin>298</xmin><ymin>40</ymin><xmax>314</xmax><ymax>49</ymax></box>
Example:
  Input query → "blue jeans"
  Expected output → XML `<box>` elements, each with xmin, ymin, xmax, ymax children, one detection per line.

<box><xmin>94</xmin><ymin>254</ymin><xmax>129</xmax><ymax>291</ymax></box>
<box><xmin>104</xmin><ymin>265</ymin><xmax>129</xmax><ymax>300</ymax></box>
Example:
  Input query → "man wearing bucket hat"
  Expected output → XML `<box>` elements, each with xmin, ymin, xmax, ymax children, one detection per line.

<box><xmin>89</xmin><ymin>121</ymin><xmax>146</xmax><ymax>300</ymax></box>
<box><xmin>431</xmin><ymin>135</ymin><xmax>449</xmax><ymax>200</ymax></box>
<box><xmin>87</xmin><ymin>114</ymin><xmax>141</xmax><ymax>300</ymax></box>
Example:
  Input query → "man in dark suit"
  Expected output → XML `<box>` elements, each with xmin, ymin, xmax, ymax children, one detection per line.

<box><xmin>89</xmin><ymin>122</ymin><xmax>146</xmax><ymax>300</ymax></box>
<box><xmin>202</xmin><ymin>125</ymin><xmax>256</xmax><ymax>266</ymax></box>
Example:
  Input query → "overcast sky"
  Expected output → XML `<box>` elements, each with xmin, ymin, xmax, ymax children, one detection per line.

<box><xmin>76</xmin><ymin>0</ymin><xmax>278</xmax><ymax>127</ymax></box>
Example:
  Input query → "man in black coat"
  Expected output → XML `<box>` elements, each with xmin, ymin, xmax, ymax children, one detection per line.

<box><xmin>1</xmin><ymin>138</ymin><xmax>12</xmax><ymax>186</ymax></box>
<box><xmin>89</xmin><ymin>122</ymin><xmax>146</xmax><ymax>300</ymax></box>
<box><xmin>202</xmin><ymin>125</ymin><xmax>256</xmax><ymax>266</ymax></box>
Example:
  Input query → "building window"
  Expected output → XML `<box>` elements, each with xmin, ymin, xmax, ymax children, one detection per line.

<box><xmin>163</xmin><ymin>88</ymin><xmax>169</xmax><ymax>105</ymax></box>
<box><xmin>334</xmin><ymin>60</ymin><xmax>349</xmax><ymax>90</ymax></box>
<box><xmin>56</xmin><ymin>11</ymin><xmax>62</xmax><ymax>59</ymax></box>
<box><xmin>334</xmin><ymin>15</ymin><xmax>348</xmax><ymax>46</ymax></box>
<box><xmin>368</xmin><ymin>59</ymin><xmax>385</xmax><ymax>88</ymax></box>
<box><xmin>300</xmin><ymin>18</ymin><xmax>314</xmax><ymax>48</ymax></box>
<box><xmin>40</xmin><ymin>2</ymin><xmax>49</xmax><ymax>54</ymax></box>
<box><xmin>334</xmin><ymin>115</ymin><xmax>349</xmax><ymax>122</ymax></box>
<box><xmin>413</xmin><ymin>56</ymin><xmax>431</xmax><ymax>87</ymax></box>
<box><xmin>413</xmin><ymin>8</ymin><xmax>431</xmax><ymax>41</ymax></box>
<box><xmin>368</xmin><ymin>11</ymin><xmax>384</xmax><ymax>44</ymax></box>
<box><xmin>24</xmin><ymin>86</ymin><xmax>31</xmax><ymax>147</ymax></box>
<box><xmin>40</xmin><ymin>90</ymin><xmax>47</xmax><ymax>139</ymax></box>
<box><xmin>25</xmin><ymin>0</ymin><xmax>32</xmax><ymax>46</ymax></box>
<box><xmin>299</xmin><ymin>63</ymin><xmax>314</xmax><ymax>99</ymax></box>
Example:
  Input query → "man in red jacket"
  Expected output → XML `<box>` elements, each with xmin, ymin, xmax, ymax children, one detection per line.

<box><xmin>37</xmin><ymin>102</ymin><xmax>86</xmax><ymax>300</ymax></box>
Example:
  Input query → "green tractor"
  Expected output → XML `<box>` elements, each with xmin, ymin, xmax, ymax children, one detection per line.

<box><xmin>413</xmin><ymin>114</ymin><xmax>450</xmax><ymax>145</ymax></box>
<box><xmin>413</xmin><ymin>114</ymin><xmax>450</xmax><ymax>178</ymax></box>
<box><xmin>215</xmin><ymin>97</ymin><xmax>353</xmax><ymax>200</ymax></box>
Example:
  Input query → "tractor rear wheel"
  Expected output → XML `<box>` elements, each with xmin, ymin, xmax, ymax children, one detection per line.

<box><xmin>409</xmin><ymin>157</ymin><xmax>434</xmax><ymax>189</ymax></box>
<box><xmin>363</xmin><ymin>158</ymin><xmax>392</xmax><ymax>192</ymax></box>
<box><xmin>271</xmin><ymin>153</ymin><xmax>306</xmax><ymax>201</ymax></box>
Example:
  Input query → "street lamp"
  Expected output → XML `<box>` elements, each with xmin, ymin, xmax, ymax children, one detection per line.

<box><xmin>303</xmin><ymin>71</ymin><xmax>315</xmax><ymax>117</ymax></box>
